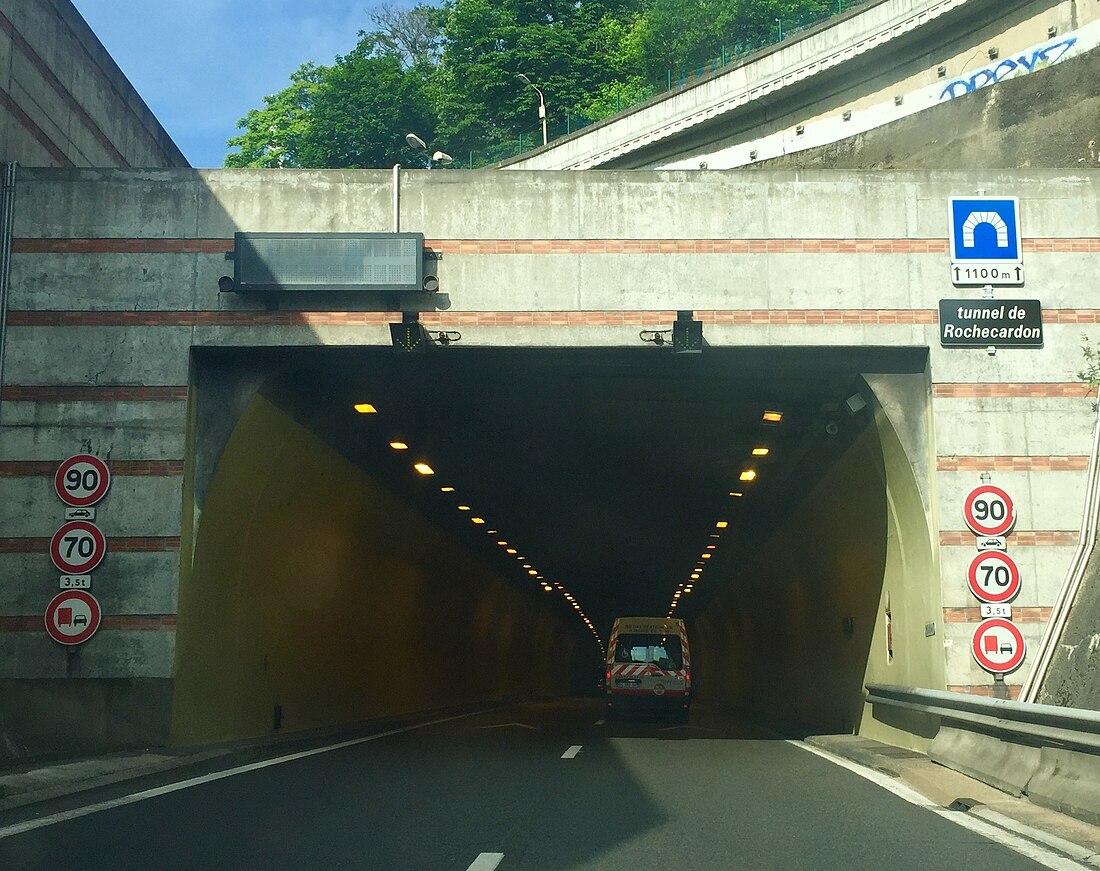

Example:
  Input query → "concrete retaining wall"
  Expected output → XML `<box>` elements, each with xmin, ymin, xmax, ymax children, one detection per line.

<box><xmin>2</xmin><ymin>168</ymin><xmax>1099</xmax><ymax>756</ymax></box>
<box><xmin>506</xmin><ymin>0</ymin><xmax>1099</xmax><ymax>170</ymax></box>
<box><xmin>0</xmin><ymin>0</ymin><xmax>187</xmax><ymax>167</ymax></box>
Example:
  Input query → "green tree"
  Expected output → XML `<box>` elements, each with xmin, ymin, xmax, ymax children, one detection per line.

<box><xmin>225</xmin><ymin>36</ymin><xmax>438</xmax><ymax>168</ymax></box>
<box><xmin>224</xmin><ymin>0</ymin><xmax>854</xmax><ymax>167</ymax></box>
<box><xmin>297</xmin><ymin>35</ymin><xmax>437</xmax><ymax>168</ymax></box>
<box><xmin>225</xmin><ymin>63</ymin><xmax>324</xmax><ymax>168</ymax></box>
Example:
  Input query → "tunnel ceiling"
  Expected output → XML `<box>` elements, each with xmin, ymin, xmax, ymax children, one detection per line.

<box><xmin>222</xmin><ymin>344</ymin><xmax>926</xmax><ymax>637</ymax></box>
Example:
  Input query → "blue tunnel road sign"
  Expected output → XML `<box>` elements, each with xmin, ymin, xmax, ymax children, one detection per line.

<box><xmin>949</xmin><ymin>197</ymin><xmax>1021</xmax><ymax>263</ymax></box>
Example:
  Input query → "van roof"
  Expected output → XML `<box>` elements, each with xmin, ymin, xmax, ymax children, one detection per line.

<box><xmin>612</xmin><ymin>617</ymin><xmax>686</xmax><ymax>634</ymax></box>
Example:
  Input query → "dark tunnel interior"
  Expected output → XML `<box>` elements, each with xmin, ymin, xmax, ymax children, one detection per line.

<box><xmin>172</xmin><ymin>344</ymin><xmax>931</xmax><ymax>743</ymax></box>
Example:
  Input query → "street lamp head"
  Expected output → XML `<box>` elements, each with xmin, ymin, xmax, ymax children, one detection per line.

<box><xmin>432</xmin><ymin>151</ymin><xmax>453</xmax><ymax>166</ymax></box>
<box><xmin>405</xmin><ymin>132</ymin><xmax>427</xmax><ymax>150</ymax></box>
<box><xmin>517</xmin><ymin>73</ymin><xmax>532</xmax><ymax>85</ymax></box>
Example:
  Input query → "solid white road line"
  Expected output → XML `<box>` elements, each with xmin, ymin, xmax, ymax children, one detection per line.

<box><xmin>0</xmin><ymin>709</ymin><xmax>488</xmax><ymax>841</ymax></box>
<box><xmin>561</xmin><ymin>745</ymin><xmax>582</xmax><ymax>759</ymax></box>
<box><xmin>466</xmin><ymin>852</ymin><xmax>505</xmax><ymax>870</ymax></box>
<box><xmin>792</xmin><ymin>740</ymin><xmax>1093</xmax><ymax>871</ymax></box>
<box><xmin>476</xmin><ymin>722</ymin><xmax>535</xmax><ymax>730</ymax></box>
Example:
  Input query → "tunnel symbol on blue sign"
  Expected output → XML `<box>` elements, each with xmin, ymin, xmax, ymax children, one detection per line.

<box><xmin>949</xmin><ymin>197</ymin><xmax>1021</xmax><ymax>262</ymax></box>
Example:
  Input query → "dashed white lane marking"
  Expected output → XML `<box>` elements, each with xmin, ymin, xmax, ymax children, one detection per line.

<box><xmin>0</xmin><ymin>709</ymin><xmax>487</xmax><ymax>841</ymax></box>
<box><xmin>792</xmin><ymin>740</ymin><xmax>1092</xmax><ymax>871</ymax></box>
<box><xmin>466</xmin><ymin>852</ymin><xmax>505</xmax><ymax>870</ymax></box>
<box><xmin>595</xmin><ymin>719</ymin><xmax>605</xmax><ymax>726</ymax></box>
<box><xmin>561</xmin><ymin>745</ymin><xmax>582</xmax><ymax>759</ymax></box>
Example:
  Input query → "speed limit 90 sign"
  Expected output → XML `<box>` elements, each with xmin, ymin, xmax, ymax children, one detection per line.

<box><xmin>963</xmin><ymin>485</ymin><xmax>1016</xmax><ymax>536</ymax></box>
<box><xmin>54</xmin><ymin>455</ymin><xmax>111</xmax><ymax>507</ymax></box>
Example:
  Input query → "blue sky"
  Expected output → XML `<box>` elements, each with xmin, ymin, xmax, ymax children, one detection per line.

<box><xmin>72</xmin><ymin>1</ymin><xmax>382</xmax><ymax>168</ymax></box>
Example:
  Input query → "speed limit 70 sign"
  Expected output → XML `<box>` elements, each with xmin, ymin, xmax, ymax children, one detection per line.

<box><xmin>967</xmin><ymin>551</ymin><xmax>1021</xmax><ymax>604</ymax></box>
<box><xmin>963</xmin><ymin>485</ymin><xmax>1016</xmax><ymax>536</ymax></box>
<box><xmin>50</xmin><ymin>521</ymin><xmax>107</xmax><ymax>574</ymax></box>
<box><xmin>54</xmin><ymin>455</ymin><xmax>111</xmax><ymax>507</ymax></box>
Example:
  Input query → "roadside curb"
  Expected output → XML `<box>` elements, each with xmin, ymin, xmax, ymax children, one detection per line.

<box><xmin>0</xmin><ymin>749</ymin><xmax>230</xmax><ymax>813</ymax></box>
<box><xmin>804</xmin><ymin>733</ymin><xmax>1100</xmax><ymax>867</ymax></box>
<box><xmin>0</xmin><ymin>699</ymin><xmax>516</xmax><ymax>816</ymax></box>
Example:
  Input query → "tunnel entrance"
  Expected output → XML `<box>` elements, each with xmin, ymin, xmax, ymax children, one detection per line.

<box><xmin>172</xmin><ymin>345</ymin><xmax>937</xmax><ymax>745</ymax></box>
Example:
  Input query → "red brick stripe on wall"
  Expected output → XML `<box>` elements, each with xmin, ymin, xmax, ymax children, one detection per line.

<box><xmin>13</xmin><ymin>239</ymin><xmax>231</xmax><ymax>254</ymax></box>
<box><xmin>6</xmin><ymin>309</ymin><xmax>940</xmax><ymax>327</ymax></box>
<box><xmin>949</xmin><ymin>685</ymin><xmax>1022</xmax><ymax>699</ymax></box>
<box><xmin>0</xmin><ymin>614</ymin><xmax>176</xmax><ymax>632</ymax></box>
<box><xmin>696</xmin><ymin>310</ymin><xmax>937</xmax><ymax>324</ymax></box>
<box><xmin>0</xmin><ymin>536</ymin><xmax>180</xmax><ymax>553</ymax></box>
<box><xmin>1045</xmin><ymin>311</ymin><xmax>1100</xmax><ymax>323</ymax></box>
<box><xmin>7</xmin><ymin>311</ymin><xmax>402</xmax><ymax>327</ymax></box>
<box><xmin>939</xmin><ymin>531</ymin><xmax>1079</xmax><ymax>546</ymax></box>
<box><xmin>0</xmin><ymin>460</ymin><xmax>183</xmax><ymax>477</ymax></box>
<box><xmin>936</xmin><ymin>456</ymin><xmax>1090</xmax><ymax>472</ymax></box>
<box><xmin>10</xmin><ymin>309</ymin><xmax>1100</xmax><ymax>329</ymax></box>
<box><xmin>943</xmin><ymin>607</ymin><xmax>1052</xmax><ymax>622</ymax></box>
<box><xmin>13</xmin><ymin>238</ymin><xmax>1100</xmax><ymax>255</ymax></box>
<box><xmin>1</xmin><ymin>385</ymin><xmax>188</xmax><ymax>402</ymax></box>
<box><xmin>933</xmin><ymin>383</ymin><xmax>1093</xmax><ymax>398</ymax></box>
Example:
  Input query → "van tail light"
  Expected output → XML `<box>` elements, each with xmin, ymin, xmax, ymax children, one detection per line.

<box><xmin>605</xmin><ymin>668</ymin><xmax>612</xmax><ymax>684</ymax></box>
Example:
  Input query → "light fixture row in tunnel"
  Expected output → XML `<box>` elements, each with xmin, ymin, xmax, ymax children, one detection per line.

<box><xmin>667</xmin><ymin>407</ymin><xmax>784</xmax><ymax>616</ymax></box>
<box><xmin>367</xmin><ymin>403</ymin><xmax>604</xmax><ymax>648</ymax></box>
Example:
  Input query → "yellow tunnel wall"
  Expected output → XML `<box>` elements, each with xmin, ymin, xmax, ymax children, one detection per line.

<box><xmin>692</xmin><ymin>392</ymin><xmax>943</xmax><ymax>741</ymax></box>
<box><xmin>859</xmin><ymin>399</ymin><xmax>946</xmax><ymax>751</ymax></box>
<box><xmin>171</xmin><ymin>394</ymin><xmax>587</xmax><ymax>745</ymax></box>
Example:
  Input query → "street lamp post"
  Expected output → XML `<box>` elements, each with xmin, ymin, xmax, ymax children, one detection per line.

<box><xmin>405</xmin><ymin>132</ymin><xmax>453</xmax><ymax>168</ymax></box>
<box><xmin>517</xmin><ymin>74</ymin><xmax>547</xmax><ymax>146</ymax></box>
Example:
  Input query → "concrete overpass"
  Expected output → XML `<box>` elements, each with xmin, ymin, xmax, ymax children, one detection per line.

<box><xmin>503</xmin><ymin>0</ymin><xmax>1100</xmax><ymax>171</ymax></box>
<box><xmin>0</xmin><ymin>166</ymin><xmax>1096</xmax><ymax>762</ymax></box>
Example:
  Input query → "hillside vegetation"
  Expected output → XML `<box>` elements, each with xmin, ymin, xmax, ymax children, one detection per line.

<box><xmin>225</xmin><ymin>0</ymin><xmax>858</xmax><ymax>168</ymax></box>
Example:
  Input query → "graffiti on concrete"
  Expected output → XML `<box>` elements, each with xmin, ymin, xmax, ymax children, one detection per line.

<box><xmin>939</xmin><ymin>37</ymin><xmax>1078</xmax><ymax>101</ymax></box>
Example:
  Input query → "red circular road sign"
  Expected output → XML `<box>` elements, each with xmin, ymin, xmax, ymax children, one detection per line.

<box><xmin>54</xmin><ymin>455</ymin><xmax>111</xmax><ymax>507</ymax></box>
<box><xmin>963</xmin><ymin>485</ymin><xmax>1016</xmax><ymax>536</ymax></box>
<box><xmin>971</xmin><ymin>618</ymin><xmax>1026</xmax><ymax>674</ymax></box>
<box><xmin>44</xmin><ymin>589</ymin><xmax>102</xmax><ymax>645</ymax></box>
<box><xmin>967</xmin><ymin>551</ymin><xmax>1021</xmax><ymax>604</ymax></box>
<box><xmin>49</xmin><ymin>521</ymin><xmax>107</xmax><ymax>574</ymax></box>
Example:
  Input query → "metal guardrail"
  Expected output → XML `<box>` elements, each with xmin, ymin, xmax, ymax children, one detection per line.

<box><xmin>865</xmin><ymin>683</ymin><xmax>1100</xmax><ymax>754</ymax></box>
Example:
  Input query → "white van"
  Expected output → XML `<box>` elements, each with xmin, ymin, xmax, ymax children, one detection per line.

<box><xmin>605</xmin><ymin>617</ymin><xmax>690</xmax><ymax>720</ymax></box>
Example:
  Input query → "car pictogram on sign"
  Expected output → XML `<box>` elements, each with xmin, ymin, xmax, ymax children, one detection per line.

<box><xmin>971</xmin><ymin>618</ymin><xmax>1026</xmax><ymax>675</ymax></box>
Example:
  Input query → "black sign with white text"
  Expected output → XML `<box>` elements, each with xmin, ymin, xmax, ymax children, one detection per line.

<box><xmin>938</xmin><ymin>299</ymin><xmax>1043</xmax><ymax>348</ymax></box>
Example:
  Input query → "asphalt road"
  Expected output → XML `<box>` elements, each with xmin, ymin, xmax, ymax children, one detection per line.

<box><xmin>0</xmin><ymin>700</ymin><xmax>1068</xmax><ymax>870</ymax></box>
